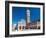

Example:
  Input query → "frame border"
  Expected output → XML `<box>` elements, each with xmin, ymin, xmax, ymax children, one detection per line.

<box><xmin>5</xmin><ymin>1</ymin><xmax>45</xmax><ymax>37</ymax></box>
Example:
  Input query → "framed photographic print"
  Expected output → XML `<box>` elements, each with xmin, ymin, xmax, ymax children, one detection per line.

<box><xmin>5</xmin><ymin>1</ymin><xmax>45</xmax><ymax>37</ymax></box>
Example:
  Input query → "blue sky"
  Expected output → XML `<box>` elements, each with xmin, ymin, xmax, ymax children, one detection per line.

<box><xmin>12</xmin><ymin>7</ymin><xmax>40</xmax><ymax>25</ymax></box>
